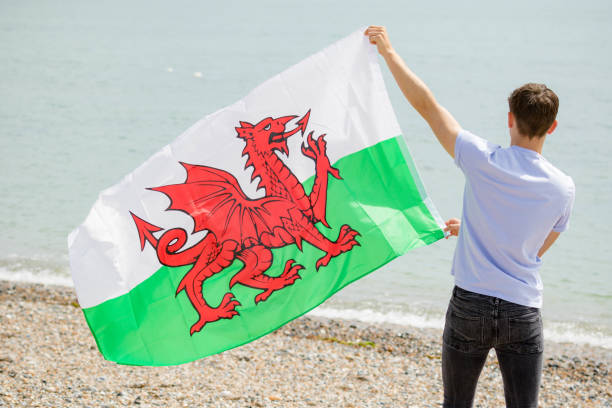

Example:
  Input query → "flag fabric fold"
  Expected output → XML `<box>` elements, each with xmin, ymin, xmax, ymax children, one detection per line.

<box><xmin>68</xmin><ymin>29</ymin><xmax>445</xmax><ymax>366</ymax></box>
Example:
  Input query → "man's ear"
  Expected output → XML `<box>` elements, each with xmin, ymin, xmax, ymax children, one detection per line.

<box><xmin>508</xmin><ymin>111</ymin><xmax>514</xmax><ymax>129</ymax></box>
<box><xmin>547</xmin><ymin>120</ymin><xmax>558</xmax><ymax>135</ymax></box>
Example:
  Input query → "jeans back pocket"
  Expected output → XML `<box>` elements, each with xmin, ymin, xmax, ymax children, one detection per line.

<box><xmin>504</xmin><ymin>312</ymin><xmax>543</xmax><ymax>354</ymax></box>
<box><xmin>443</xmin><ymin>306</ymin><xmax>483</xmax><ymax>353</ymax></box>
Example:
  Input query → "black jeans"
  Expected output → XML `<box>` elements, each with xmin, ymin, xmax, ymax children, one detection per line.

<box><xmin>442</xmin><ymin>286</ymin><xmax>543</xmax><ymax>408</ymax></box>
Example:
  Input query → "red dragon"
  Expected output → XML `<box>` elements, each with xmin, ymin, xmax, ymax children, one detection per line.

<box><xmin>130</xmin><ymin>110</ymin><xmax>360</xmax><ymax>335</ymax></box>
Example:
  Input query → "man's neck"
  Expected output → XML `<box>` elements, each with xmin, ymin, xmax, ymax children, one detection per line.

<box><xmin>510</xmin><ymin>134</ymin><xmax>546</xmax><ymax>154</ymax></box>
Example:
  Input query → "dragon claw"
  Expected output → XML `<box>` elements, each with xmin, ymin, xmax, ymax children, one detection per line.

<box><xmin>315</xmin><ymin>134</ymin><xmax>327</xmax><ymax>152</ymax></box>
<box><xmin>329</xmin><ymin>166</ymin><xmax>342</xmax><ymax>180</ymax></box>
<box><xmin>189</xmin><ymin>292</ymin><xmax>240</xmax><ymax>335</ymax></box>
<box><xmin>307</xmin><ymin>131</ymin><xmax>315</xmax><ymax>147</ymax></box>
<box><xmin>251</xmin><ymin>259</ymin><xmax>303</xmax><ymax>305</ymax></box>
<box><xmin>315</xmin><ymin>225</ymin><xmax>360</xmax><ymax>271</ymax></box>
<box><xmin>282</xmin><ymin>259</ymin><xmax>303</xmax><ymax>279</ymax></box>
<box><xmin>315</xmin><ymin>256</ymin><xmax>330</xmax><ymax>271</ymax></box>
<box><xmin>301</xmin><ymin>144</ymin><xmax>315</xmax><ymax>160</ymax></box>
<box><xmin>255</xmin><ymin>290</ymin><xmax>271</xmax><ymax>304</ymax></box>
<box><xmin>302</xmin><ymin>132</ymin><xmax>341</xmax><ymax>183</ymax></box>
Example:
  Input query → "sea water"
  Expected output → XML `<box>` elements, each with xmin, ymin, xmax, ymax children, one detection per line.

<box><xmin>1</xmin><ymin>0</ymin><xmax>610</xmax><ymax>348</ymax></box>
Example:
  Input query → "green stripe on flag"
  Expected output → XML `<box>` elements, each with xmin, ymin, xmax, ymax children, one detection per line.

<box><xmin>82</xmin><ymin>136</ymin><xmax>444</xmax><ymax>365</ymax></box>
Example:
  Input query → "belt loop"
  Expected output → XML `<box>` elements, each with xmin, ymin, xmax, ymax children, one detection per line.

<box><xmin>453</xmin><ymin>286</ymin><xmax>457</xmax><ymax>297</ymax></box>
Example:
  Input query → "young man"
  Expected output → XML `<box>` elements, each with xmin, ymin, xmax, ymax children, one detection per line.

<box><xmin>365</xmin><ymin>26</ymin><xmax>575</xmax><ymax>408</ymax></box>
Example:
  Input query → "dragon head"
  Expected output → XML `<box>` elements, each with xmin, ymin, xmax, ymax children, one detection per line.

<box><xmin>236</xmin><ymin>110</ymin><xmax>310</xmax><ymax>156</ymax></box>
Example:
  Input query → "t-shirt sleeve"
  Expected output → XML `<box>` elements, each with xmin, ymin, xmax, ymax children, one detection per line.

<box><xmin>552</xmin><ymin>179</ymin><xmax>575</xmax><ymax>232</ymax></box>
<box><xmin>454</xmin><ymin>129</ymin><xmax>498</xmax><ymax>174</ymax></box>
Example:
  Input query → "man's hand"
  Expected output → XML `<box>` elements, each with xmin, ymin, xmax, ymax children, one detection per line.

<box><xmin>444</xmin><ymin>218</ymin><xmax>461</xmax><ymax>239</ymax></box>
<box><xmin>364</xmin><ymin>25</ymin><xmax>460</xmax><ymax>158</ymax></box>
<box><xmin>365</xmin><ymin>26</ymin><xmax>393</xmax><ymax>57</ymax></box>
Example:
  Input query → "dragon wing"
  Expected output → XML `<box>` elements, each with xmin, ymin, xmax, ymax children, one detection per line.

<box><xmin>151</xmin><ymin>162</ymin><xmax>293</xmax><ymax>247</ymax></box>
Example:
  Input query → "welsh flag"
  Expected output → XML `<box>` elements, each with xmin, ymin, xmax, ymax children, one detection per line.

<box><xmin>68</xmin><ymin>30</ymin><xmax>445</xmax><ymax>366</ymax></box>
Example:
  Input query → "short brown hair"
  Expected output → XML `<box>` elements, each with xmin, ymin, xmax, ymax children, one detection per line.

<box><xmin>508</xmin><ymin>83</ymin><xmax>559</xmax><ymax>138</ymax></box>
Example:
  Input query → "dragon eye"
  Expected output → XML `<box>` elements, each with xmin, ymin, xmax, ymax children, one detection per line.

<box><xmin>264</xmin><ymin>123</ymin><xmax>271</xmax><ymax>130</ymax></box>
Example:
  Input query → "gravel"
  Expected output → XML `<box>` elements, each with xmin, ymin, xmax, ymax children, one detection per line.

<box><xmin>0</xmin><ymin>281</ymin><xmax>610</xmax><ymax>407</ymax></box>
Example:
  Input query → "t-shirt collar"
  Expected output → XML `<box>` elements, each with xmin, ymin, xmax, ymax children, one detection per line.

<box><xmin>510</xmin><ymin>145</ymin><xmax>543</xmax><ymax>158</ymax></box>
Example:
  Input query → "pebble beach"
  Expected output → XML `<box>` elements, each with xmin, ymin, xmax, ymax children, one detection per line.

<box><xmin>0</xmin><ymin>280</ymin><xmax>609</xmax><ymax>408</ymax></box>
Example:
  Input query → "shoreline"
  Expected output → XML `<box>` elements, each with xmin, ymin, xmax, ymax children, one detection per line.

<box><xmin>0</xmin><ymin>280</ymin><xmax>610</xmax><ymax>407</ymax></box>
<box><xmin>0</xmin><ymin>271</ymin><xmax>612</xmax><ymax>354</ymax></box>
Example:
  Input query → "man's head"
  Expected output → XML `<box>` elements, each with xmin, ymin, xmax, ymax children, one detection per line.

<box><xmin>508</xmin><ymin>83</ymin><xmax>559</xmax><ymax>139</ymax></box>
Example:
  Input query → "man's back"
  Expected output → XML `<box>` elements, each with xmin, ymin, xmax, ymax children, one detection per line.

<box><xmin>452</xmin><ymin>130</ymin><xmax>575</xmax><ymax>307</ymax></box>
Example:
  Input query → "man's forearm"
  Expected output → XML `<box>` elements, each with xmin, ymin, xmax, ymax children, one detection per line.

<box><xmin>364</xmin><ymin>26</ymin><xmax>460</xmax><ymax>157</ymax></box>
<box><xmin>538</xmin><ymin>230</ymin><xmax>560</xmax><ymax>258</ymax></box>
<box><xmin>382</xmin><ymin>49</ymin><xmax>460</xmax><ymax>157</ymax></box>
<box><xmin>382</xmin><ymin>50</ymin><xmax>437</xmax><ymax>121</ymax></box>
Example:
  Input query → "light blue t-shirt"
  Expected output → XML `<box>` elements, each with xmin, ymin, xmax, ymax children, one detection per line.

<box><xmin>452</xmin><ymin>130</ymin><xmax>575</xmax><ymax>308</ymax></box>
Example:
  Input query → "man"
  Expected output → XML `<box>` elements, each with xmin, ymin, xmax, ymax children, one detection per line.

<box><xmin>365</xmin><ymin>26</ymin><xmax>575</xmax><ymax>408</ymax></box>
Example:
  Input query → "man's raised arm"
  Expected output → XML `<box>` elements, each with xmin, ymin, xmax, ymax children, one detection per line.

<box><xmin>365</xmin><ymin>26</ymin><xmax>460</xmax><ymax>158</ymax></box>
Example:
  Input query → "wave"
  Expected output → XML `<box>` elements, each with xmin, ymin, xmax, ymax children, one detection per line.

<box><xmin>309</xmin><ymin>306</ymin><xmax>612</xmax><ymax>350</ymax></box>
<box><xmin>308</xmin><ymin>306</ymin><xmax>445</xmax><ymax>329</ymax></box>
<box><xmin>1</xmin><ymin>257</ymin><xmax>610</xmax><ymax>350</ymax></box>
<box><xmin>0</xmin><ymin>255</ymin><xmax>73</xmax><ymax>287</ymax></box>
<box><xmin>0</xmin><ymin>268</ymin><xmax>73</xmax><ymax>287</ymax></box>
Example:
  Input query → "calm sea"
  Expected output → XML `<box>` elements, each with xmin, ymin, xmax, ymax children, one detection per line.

<box><xmin>1</xmin><ymin>0</ymin><xmax>610</xmax><ymax>348</ymax></box>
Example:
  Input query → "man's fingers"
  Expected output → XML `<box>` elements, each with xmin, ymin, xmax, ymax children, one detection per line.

<box><xmin>367</xmin><ymin>31</ymin><xmax>385</xmax><ymax>38</ymax></box>
<box><xmin>368</xmin><ymin>34</ymin><xmax>387</xmax><ymax>46</ymax></box>
<box><xmin>445</xmin><ymin>218</ymin><xmax>460</xmax><ymax>228</ymax></box>
<box><xmin>369</xmin><ymin>35</ymin><xmax>383</xmax><ymax>45</ymax></box>
<box><xmin>444</xmin><ymin>219</ymin><xmax>460</xmax><ymax>238</ymax></box>
<box><xmin>364</xmin><ymin>25</ymin><xmax>383</xmax><ymax>32</ymax></box>
<box><xmin>364</xmin><ymin>26</ymin><xmax>386</xmax><ymax>36</ymax></box>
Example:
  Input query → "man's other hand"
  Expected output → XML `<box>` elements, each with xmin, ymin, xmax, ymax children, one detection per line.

<box><xmin>444</xmin><ymin>218</ymin><xmax>461</xmax><ymax>238</ymax></box>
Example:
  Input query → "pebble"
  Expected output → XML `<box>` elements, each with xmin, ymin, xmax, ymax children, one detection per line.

<box><xmin>0</xmin><ymin>280</ymin><xmax>610</xmax><ymax>407</ymax></box>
